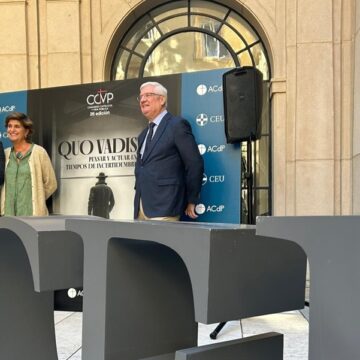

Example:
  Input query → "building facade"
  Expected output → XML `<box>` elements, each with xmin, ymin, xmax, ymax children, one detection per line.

<box><xmin>0</xmin><ymin>0</ymin><xmax>359</xmax><ymax>216</ymax></box>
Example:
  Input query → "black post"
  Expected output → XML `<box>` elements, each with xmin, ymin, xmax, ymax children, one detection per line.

<box><xmin>246</xmin><ymin>139</ymin><xmax>254</xmax><ymax>224</ymax></box>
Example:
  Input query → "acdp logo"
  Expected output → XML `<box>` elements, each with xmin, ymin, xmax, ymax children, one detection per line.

<box><xmin>198</xmin><ymin>144</ymin><xmax>207</xmax><ymax>155</ymax></box>
<box><xmin>0</xmin><ymin>105</ymin><xmax>16</xmax><ymax>113</ymax></box>
<box><xmin>67</xmin><ymin>288</ymin><xmax>83</xmax><ymax>298</ymax></box>
<box><xmin>195</xmin><ymin>203</ymin><xmax>206</xmax><ymax>215</ymax></box>
<box><xmin>67</xmin><ymin>288</ymin><xmax>77</xmax><ymax>299</ymax></box>
<box><xmin>207</xmin><ymin>145</ymin><xmax>226</xmax><ymax>153</ymax></box>
<box><xmin>196</xmin><ymin>113</ymin><xmax>208</xmax><ymax>127</ymax></box>
<box><xmin>207</xmin><ymin>205</ymin><xmax>225</xmax><ymax>212</ymax></box>
<box><xmin>196</xmin><ymin>84</ymin><xmax>208</xmax><ymax>96</ymax></box>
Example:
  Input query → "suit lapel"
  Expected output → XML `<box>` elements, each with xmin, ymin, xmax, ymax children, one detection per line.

<box><xmin>141</xmin><ymin>112</ymin><xmax>171</xmax><ymax>163</ymax></box>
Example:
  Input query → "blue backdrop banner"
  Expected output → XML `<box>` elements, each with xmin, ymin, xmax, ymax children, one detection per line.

<box><xmin>181</xmin><ymin>69</ymin><xmax>241</xmax><ymax>224</ymax></box>
<box><xmin>0</xmin><ymin>91</ymin><xmax>27</xmax><ymax>148</ymax></box>
<box><xmin>0</xmin><ymin>70</ymin><xmax>242</xmax><ymax>224</ymax></box>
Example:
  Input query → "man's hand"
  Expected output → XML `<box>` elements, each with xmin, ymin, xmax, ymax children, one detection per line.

<box><xmin>185</xmin><ymin>203</ymin><xmax>198</xmax><ymax>219</ymax></box>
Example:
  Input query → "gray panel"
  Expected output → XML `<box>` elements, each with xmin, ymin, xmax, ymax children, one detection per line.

<box><xmin>256</xmin><ymin>216</ymin><xmax>360</xmax><ymax>360</ymax></box>
<box><xmin>207</xmin><ymin>230</ymin><xmax>306</xmax><ymax>320</ymax></box>
<box><xmin>141</xmin><ymin>333</ymin><xmax>283</xmax><ymax>360</ymax></box>
<box><xmin>0</xmin><ymin>216</ymin><xmax>84</xmax><ymax>360</ymax></box>
<box><xmin>141</xmin><ymin>354</ymin><xmax>174</xmax><ymax>360</ymax></box>
<box><xmin>0</xmin><ymin>216</ymin><xmax>306</xmax><ymax>360</ymax></box>
<box><xmin>0</xmin><ymin>228</ymin><xmax>57</xmax><ymax>359</ymax></box>
<box><xmin>175</xmin><ymin>332</ymin><xmax>283</xmax><ymax>360</ymax></box>
<box><xmin>104</xmin><ymin>239</ymin><xmax>197</xmax><ymax>359</ymax></box>
<box><xmin>65</xmin><ymin>219</ymin><xmax>305</xmax><ymax>360</ymax></box>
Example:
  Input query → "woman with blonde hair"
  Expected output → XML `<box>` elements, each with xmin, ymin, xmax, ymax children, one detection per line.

<box><xmin>1</xmin><ymin>112</ymin><xmax>57</xmax><ymax>216</ymax></box>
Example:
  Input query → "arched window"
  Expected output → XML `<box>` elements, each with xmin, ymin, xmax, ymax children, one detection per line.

<box><xmin>111</xmin><ymin>1</ymin><xmax>269</xmax><ymax>81</ymax></box>
<box><xmin>111</xmin><ymin>0</ymin><xmax>271</xmax><ymax>222</ymax></box>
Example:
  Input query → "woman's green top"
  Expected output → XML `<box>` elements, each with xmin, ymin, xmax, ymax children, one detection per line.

<box><xmin>4</xmin><ymin>145</ymin><xmax>34</xmax><ymax>216</ymax></box>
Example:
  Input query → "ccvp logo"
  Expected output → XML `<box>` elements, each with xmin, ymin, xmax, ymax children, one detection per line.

<box><xmin>86</xmin><ymin>89</ymin><xmax>114</xmax><ymax>106</ymax></box>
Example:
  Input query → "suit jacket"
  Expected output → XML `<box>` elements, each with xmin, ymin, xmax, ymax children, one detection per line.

<box><xmin>134</xmin><ymin>112</ymin><xmax>204</xmax><ymax>218</ymax></box>
<box><xmin>0</xmin><ymin>141</ymin><xmax>5</xmax><ymax>186</ymax></box>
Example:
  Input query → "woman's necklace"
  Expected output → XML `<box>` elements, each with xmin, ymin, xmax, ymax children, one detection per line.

<box><xmin>14</xmin><ymin>142</ymin><xmax>31</xmax><ymax>160</ymax></box>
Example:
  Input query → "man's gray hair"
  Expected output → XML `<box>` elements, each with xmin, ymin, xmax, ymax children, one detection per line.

<box><xmin>140</xmin><ymin>82</ymin><xmax>168</xmax><ymax>105</ymax></box>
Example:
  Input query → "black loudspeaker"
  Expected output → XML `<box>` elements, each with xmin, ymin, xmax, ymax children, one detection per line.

<box><xmin>223</xmin><ymin>66</ymin><xmax>263</xmax><ymax>143</ymax></box>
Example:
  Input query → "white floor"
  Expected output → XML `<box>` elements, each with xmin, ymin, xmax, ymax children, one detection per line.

<box><xmin>55</xmin><ymin>309</ymin><xmax>309</xmax><ymax>360</ymax></box>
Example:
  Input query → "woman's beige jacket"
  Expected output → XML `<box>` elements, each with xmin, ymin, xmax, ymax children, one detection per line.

<box><xmin>1</xmin><ymin>144</ymin><xmax>57</xmax><ymax>216</ymax></box>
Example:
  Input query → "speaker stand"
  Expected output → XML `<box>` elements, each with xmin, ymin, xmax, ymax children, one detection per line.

<box><xmin>209</xmin><ymin>141</ymin><xmax>254</xmax><ymax>340</ymax></box>
<box><xmin>245</xmin><ymin>139</ymin><xmax>254</xmax><ymax>224</ymax></box>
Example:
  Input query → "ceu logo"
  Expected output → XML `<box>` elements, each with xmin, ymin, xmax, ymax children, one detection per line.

<box><xmin>202</xmin><ymin>173</ymin><xmax>208</xmax><ymax>185</ymax></box>
<box><xmin>196</xmin><ymin>113</ymin><xmax>208</xmax><ymax>127</ymax></box>
<box><xmin>196</xmin><ymin>84</ymin><xmax>207</xmax><ymax>96</ymax></box>
<box><xmin>198</xmin><ymin>144</ymin><xmax>207</xmax><ymax>155</ymax></box>
<box><xmin>86</xmin><ymin>89</ymin><xmax>114</xmax><ymax>105</ymax></box>
<box><xmin>195</xmin><ymin>204</ymin><xmax>206</xmax><ymax>215</ymax></box>
<box><xmin>209</xmin><ymin>175</ymin><xmax>225</xmax><ymax>183</ymax></box>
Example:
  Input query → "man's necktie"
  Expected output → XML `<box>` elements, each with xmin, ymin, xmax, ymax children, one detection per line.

<box><xmin>143</xmin><ymin>122</ymin><xmax>155</xmax><ymax>157</ymax></box>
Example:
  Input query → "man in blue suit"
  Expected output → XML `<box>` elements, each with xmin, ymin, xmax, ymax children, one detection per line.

<box><xmin>134</xmin><ymin>81</ymin><xmax>204</xmax><ymax>221</ymax></box>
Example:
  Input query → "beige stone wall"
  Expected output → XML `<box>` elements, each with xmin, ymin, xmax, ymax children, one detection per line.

<box><xmin>275</xmin><ymin>0</ymin><xmax>355</xmax><ymax>216</ymax></box>
<box><xmin>0</xmin><ymin>0</ymin><xmax>357</xmax><ymax>216</ymax></box>
<box><xmin>236</xmin><ymin>0</ymin><xmax>355</xmax><ymax>216</ymax></box>
<box><xmin>0</xmin><ymin>0</ymin><xmax>137</xmax><ymax>91</ymax></box>
<box><xmin>339</xmin><ymin>0</ymin><xmax>355</xmax><ymax>215</ymax></box>
<box><xmin>354</xmin><ymin>0</ymin><xmax>360</xmax><ymax>213</ymax></box>
<box><xmin>0</xmin><ymin>0</ymin><xmax>29</xmax><ymax>91</ymax></box>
